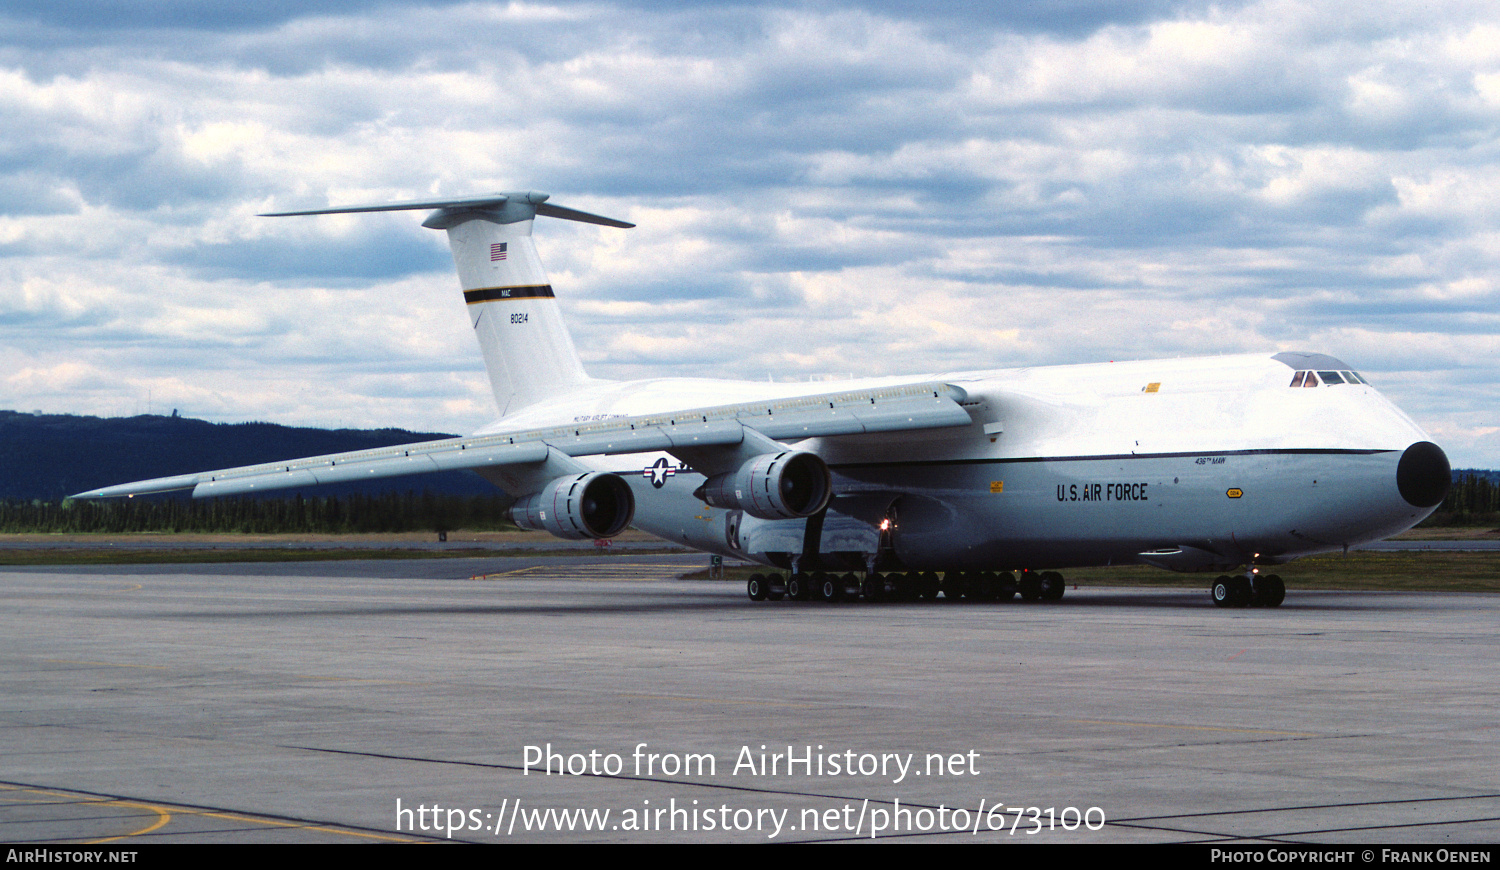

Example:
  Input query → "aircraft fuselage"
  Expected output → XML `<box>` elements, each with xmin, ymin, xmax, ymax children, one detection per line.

<box><xmin>486</xmin><ymin>351</ymin><xmax>1446</xmax><ymax>574</ymax></box>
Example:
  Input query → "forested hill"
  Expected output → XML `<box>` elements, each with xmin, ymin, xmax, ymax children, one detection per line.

<box><xmin>0</xmin><ymin>410</ymin><xmax>495</xmax><ymax>501</ymax></box>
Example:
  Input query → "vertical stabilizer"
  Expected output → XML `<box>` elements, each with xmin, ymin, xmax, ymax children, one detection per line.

<box><xmin>430</xmin><ymin>208</ymin><xmax>586</xmax><ymax>415</ymax></box>
<box><xmin>263</xmin><ymin>191</ymin><xmax>633</xmax><ymax>418</ymax></box>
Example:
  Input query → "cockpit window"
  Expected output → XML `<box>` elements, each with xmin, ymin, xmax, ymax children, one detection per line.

<box><xmin>1288</xmin><ymin>369</ymin><xmax>1371</xmax><ymax>387</ymax></box>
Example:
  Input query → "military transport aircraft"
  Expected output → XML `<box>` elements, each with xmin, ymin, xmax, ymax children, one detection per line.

<box><xmin>74</xmin><ymin>192</ymin><xmax>1452</xmax><ymax>608</ymax></box>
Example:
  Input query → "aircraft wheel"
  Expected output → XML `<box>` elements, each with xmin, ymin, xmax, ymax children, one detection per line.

<box><xmin>841</xmin><ymin>573</ymin><xmax>860</xmax><ymax>601</ymax></box>
<box><xmin>1040</xmin><ymin>571</ymin><xmax>1066</xmax><ymax>601</ymax></box>
<box><xmin>766</xmin><ymin>573</ymin><xmax>785</xmax><ymax>601</ymax></box>
<box><xmin>1260</xmin><ymin>574</ymin><xmax>1286</xmax><ymax>608</ymax></box>
<box><xmin>862</xmin><ymin>573</ymin><xmax>885</xmax><ymax>603</ymax></box>
<box><xmin>1211</xmin><ymin>576</ymin><xmax>1234</xmax><ymax>608</ymax></box>
<box><xmin>919</xmin><ymin>572</ymin><xmax>941</xmax><ymax>600</ymax></box>
<box><xmin>944</xmin><ymin>572</ymin><xmax>967</xmax><ymax>601</ymax></box>
<box><xmin>817</xmin><ymin>572</ymin><xmax>842</xmax><ymax>603</ymax></box>
<box><xmin>908</xmin><ymin>573</ymin><xmax>927</xmax><ymax>601</ymax></box>
<box><xmin>1019</xmin><ymin>573</ymin><xmax>1041</xmax><ymax>601</ymax></box>
<box><xmin>887</xmin><ymin>573</ymin><xmax>909</xmax><ymax>601</ymax></box>
<box><xmin>997</xmin><ymin>571</ymin><xmax>1018</xmax><ymax>601</ymax></box>
<box><xmin>787</xmin><ymin>573</ymin><xmax>810</xmax><ymax>601</ymax></box>
<box><xmin>1230</xmin><ymin>576</ymin><xmax>1252</xmax><ymax>607</ymax></box>
<box><xmin>976</xmin><ymin>571</ymin><xmax>999</xmax><ymax>601</ymax></box>
<box><xmin>900</xmin><ymin>573</ymin><xmax>924</xmax><ymax>602</ymax></box>
<box><xmin>747</xmin><ymin>574</ymin><xmax>767</xmax><ymax>601</ymax></box>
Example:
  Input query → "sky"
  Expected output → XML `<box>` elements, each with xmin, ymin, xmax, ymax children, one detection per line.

<box><xmin>2</xmin><ymin>0</ymin><xmax>1498</xmax><ymax>466</ymax></box>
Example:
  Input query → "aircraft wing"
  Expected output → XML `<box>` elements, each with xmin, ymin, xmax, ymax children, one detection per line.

<box><xmin>71</xmin><ymin>382</ymin><xmax>971</xmax><ymax>499</ymax></box>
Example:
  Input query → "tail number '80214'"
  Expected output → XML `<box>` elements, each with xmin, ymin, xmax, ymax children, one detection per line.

<box><xmin>511</xmin><ymin>312</ymin><xmax>529</xmax><ymax>324</ymax></box>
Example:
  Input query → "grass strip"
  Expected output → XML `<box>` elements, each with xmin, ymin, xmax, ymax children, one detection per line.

<box><xmin>0</xmin><ymin>547</ymin><xmax>687</xmax><ymax>566</ymax></box>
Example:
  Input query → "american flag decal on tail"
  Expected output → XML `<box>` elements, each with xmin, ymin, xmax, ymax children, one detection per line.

<box><xmin>490</xmin><ymin>242</ymin><xmax>508</xmax><ymax>261</ymax></box>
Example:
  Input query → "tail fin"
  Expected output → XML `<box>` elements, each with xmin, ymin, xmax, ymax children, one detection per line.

<box><xmin>263</xmin><ymin>191</ymin><xmax>632</xmax><ymax>417</ymax></box>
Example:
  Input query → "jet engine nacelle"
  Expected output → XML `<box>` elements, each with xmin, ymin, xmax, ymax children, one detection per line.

<box><xmin>695</xmin><ymin>451</ymin><xmax>832</xmax><ymax>520</ymax></box>
<box><xmin>509</xmin><ymin>472</ymin><xmax>635</xmax><ymax>540</ymax></box>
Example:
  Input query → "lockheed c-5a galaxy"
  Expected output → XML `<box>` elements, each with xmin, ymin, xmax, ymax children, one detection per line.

<box><xmin>75</xmin><ymin>191</ymin><xmax>1452</xmax><ymax>608</ymax></box>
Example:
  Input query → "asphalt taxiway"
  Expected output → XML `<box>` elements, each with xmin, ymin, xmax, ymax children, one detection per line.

<box><xmin>2</xmin><ymin>553</ymin><xmax>1496</xmax><ymax>843</ymax></box>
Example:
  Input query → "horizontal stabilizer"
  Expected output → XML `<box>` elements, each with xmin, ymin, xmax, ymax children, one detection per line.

<box><xmin>261</xmin><ymin>190</ymin><xmax>634</xmax><ymax>228</ymax></box>
<box><xmin>535</xmin><ymin>202</ymin><xmax>634</xmax><ymax>227</ymax></box>
<box><xmin>71</xmin><ymin>382</ymin><xmax>972</xmax><ymax>500</ymax></box>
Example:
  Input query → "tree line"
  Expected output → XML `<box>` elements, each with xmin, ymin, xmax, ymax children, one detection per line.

<box><xmin>1423</xmin><ymin>472</ymin><xmax>1500</xmax><ymax>526</ymax></box>
<box><xmin>0</xmin><ymin>491</ymin><xmax>518</xmax><ymax>534</ymax></box>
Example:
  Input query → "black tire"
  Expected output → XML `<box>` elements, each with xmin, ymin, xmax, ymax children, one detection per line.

<box><xmin>862</xmin><ymin>573</ymin><xmax>885</xmax><ymax>603</ymax></box>
<box><xmin>747</xmin><ymin>574</ymin><xmax>767</xmax><ymax>601</ymax></box>
<box><xmin>1040</xmin><ymin>571</ymin><xmax>1065</xmax><ymax>601</ymax></box>
<box><xmin>842</xmin><ymin>573</ymin><xmax>860</xmax><ymax>601</ymax></box>
<box><xmin>899</xmin><ymin>573</ymin><xmax>923</xmax><ymax>602</ymax></box>
<box><xmin>919</xmin><ymin>572</ymin><xmax>941</xmax><ymax>599</ymax></box>
<box><xmin>766</xmin><ymin>573</ymin><xmax>785</xmax><ymax>601</ymax></box>
<box><xmin>787</xmin><ymin>573</ymin><xmax>809</xmax><ymax>601</ymax></box>
<box><xmin>817</xmin><ymin>572</ymin><xmax>841</xmax><ymax>603</ymax></box>
<box><xmin>997</xmin><ymin>571</ymin><xmax>1017</xmax><ymax>601</ymax></box>
<box><xmin>1019</xmin><ymin>573</ymin><xmax>1041</xmax><ymax>601</ymax></box>
<box><xmin>1230</xmin><ymin>576</ymin><xmax>1252</xmax><ymax>607</ymax></box>
<box><xmin>976</xmin><ymin>571</ymin><xmax>999</xmax><ymax>601</ymax></box>
<box><xmin>944</xmin><ymin>572</ymin><xmax>967</xmax><ymax>601</ymax></box>
<box><xmin>1262</xmin><ymin>574</ymin><xmax>1286</xmax><ymax>607</ymax></box>
<box><xmin>888</xmin><ymin>573</ymin><xmax>909</xmax><ymax>602</ymax></box>
<box><xmin>1212</xmin><ymin>576</ymin><xmax>1233</xmax><ymax>608</ymax></box>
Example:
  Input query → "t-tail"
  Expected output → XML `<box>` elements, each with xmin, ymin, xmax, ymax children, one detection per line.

<box><xmin>263</xmin><ymin>191</ymin><xmax>633</xmax><ymax>417</ymax></box>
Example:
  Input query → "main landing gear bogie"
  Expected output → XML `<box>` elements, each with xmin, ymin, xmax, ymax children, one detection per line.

<box><xmin>1211</xmin><ymin>573</ymin><xmax>1285</xmax><ymax>609</ymax></box>
<box><xmin>745</xmin><ymin>570</ymin><xmax>1067</xmax><ymax>605</ymax></box>
<box><xmin>748</xmin><ymin>569</ymin><xmax>1289</xmax><ymax>608</ymax></box>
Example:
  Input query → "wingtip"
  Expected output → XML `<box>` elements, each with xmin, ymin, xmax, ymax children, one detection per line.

<box><xmin>69</xmin><ymin>473</ymin><xmax>203</xmax><ymax>499</ymax></box>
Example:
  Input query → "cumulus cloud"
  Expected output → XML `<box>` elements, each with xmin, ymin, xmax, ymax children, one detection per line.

<box><xmin>0</xmin><ymin>0</ymin><xmax>1497</xmax><ymax>465</ymax></box>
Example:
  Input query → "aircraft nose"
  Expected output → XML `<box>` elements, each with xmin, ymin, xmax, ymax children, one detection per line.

<box><xmin>1396</xmin><ymin>441</ymin><xmax>1451</xmax><ymax>508</ymax></box>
